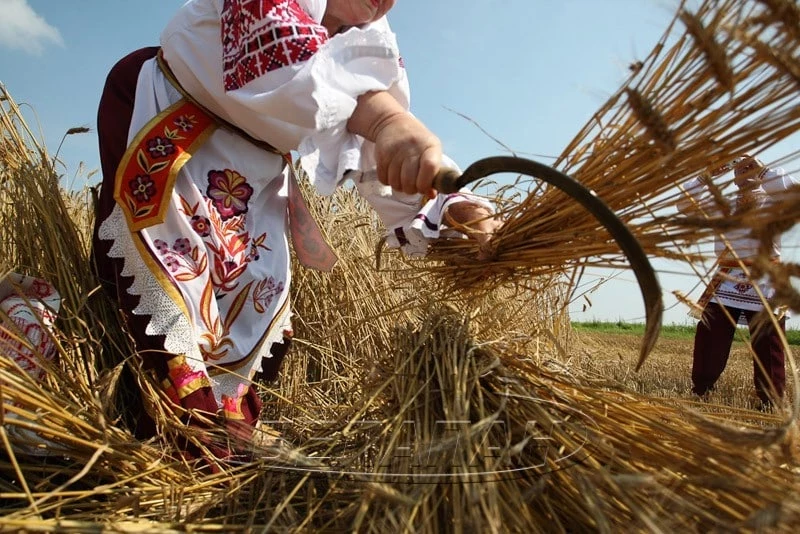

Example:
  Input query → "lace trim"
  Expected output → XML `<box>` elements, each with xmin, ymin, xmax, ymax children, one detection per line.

<box><xmin>98</xmin><ymin>205</ymin><xmax>203</xmax><ymax>372</ymax></box>
<box><xmin>98</xmin><ymin>204</ymin><xmax>292</xmax><ymax>403</ymax></box>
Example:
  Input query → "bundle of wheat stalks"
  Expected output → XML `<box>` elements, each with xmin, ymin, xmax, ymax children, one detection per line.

<box><xmin>2</xmin><ymin>0</ymin><xmax>800</xmax><ymax>530</ymax></box>
<box><xmin>423</xmin><ymin>0</ymin><xmax>800</xmax><ymax>313</ymax></box>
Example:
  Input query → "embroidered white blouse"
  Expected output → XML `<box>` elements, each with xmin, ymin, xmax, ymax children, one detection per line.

<box><xmin>677</xmin><ymin>167</ymin><xmax>799</xmax><ymax>314</ymax></box>
<box><xmin>160</xmin><ymin>0</ymin><xmax>489</xmax><ymax>256</ymax></box>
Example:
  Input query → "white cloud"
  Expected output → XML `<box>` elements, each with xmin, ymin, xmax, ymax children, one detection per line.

<box><xmin>0</xmin><ymin>0</ymin><xmax>63</xmax><ymax>55</ymax></box>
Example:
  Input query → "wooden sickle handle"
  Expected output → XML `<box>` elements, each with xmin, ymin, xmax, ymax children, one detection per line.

<box><xmin>432</xmin><ymin>168</ymin><xmax>463</xmax><ymax>194</ymax></box>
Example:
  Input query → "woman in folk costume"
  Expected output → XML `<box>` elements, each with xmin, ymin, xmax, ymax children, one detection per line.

<box><xmin>92</xmin><ymin>0</ymin><xmax>499</xmax><ymax>463</ymax></box>
<box><xmin>677</xmin><ymin>155</ymin><xmax>798</xmax><ymax>409</ymax></box>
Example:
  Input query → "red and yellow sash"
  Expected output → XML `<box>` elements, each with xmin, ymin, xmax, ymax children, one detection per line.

<box><xmin>114</xmin><ymin>98</ymin><xmax>216</xmax><ymax>231</ymax></box>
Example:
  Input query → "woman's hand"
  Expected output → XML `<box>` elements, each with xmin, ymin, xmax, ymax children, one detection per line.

<box><xmin>372</xmin><ymin>113</ymin><xmax>442</xmax><ymax>196</ymax></box>
<box><xmin>347</xmin><ymin>90</ymin><xmax>503</xmax><ymax>256</ymax></box>
<box><xmin>443</xmin><ymin>201</ymin><xmax>503</xmax><ymax>260</ymax></box>
<box><xmin>348</xmin><ymin>91</ymin><xmax>442</xmax><ymax>196</ymax></box>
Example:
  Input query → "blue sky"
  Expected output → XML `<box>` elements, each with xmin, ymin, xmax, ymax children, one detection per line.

<box><xmin>1</xmin><ymin>0</ymin><xmax>797</xmax><ymax>327</ymax></box>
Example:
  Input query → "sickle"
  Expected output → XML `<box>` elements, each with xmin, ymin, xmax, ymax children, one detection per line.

<box><xmin>434</xmin><ymin>156</ymin><xmax>662</xmax><ymax>369</ymax></box>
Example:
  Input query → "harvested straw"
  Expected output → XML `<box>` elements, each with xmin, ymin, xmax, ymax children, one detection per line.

<box><xmin>2</xmin><ymin>0</ymin><xmax>800</xmax><ymax>530</ymax></box>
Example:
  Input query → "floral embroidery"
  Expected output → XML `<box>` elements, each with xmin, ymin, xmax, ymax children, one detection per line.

<box><xmin>118</xmin><ymin>109</ymin><xmax>202</xmax><ymax>225</ymax></box>
<box><xmin>253</xmin><ymin>276</ymin><xmax>284</xmax><ymax>313</ymax></box>
<box><xmin>174</xmin><ymin>237</ymin><xmax>191</xmax><ymax>255</ymax></box>
<box><xmin>178</xmin><ymin>197</ymin><xmax>270</xmax><ymax>294</ymax></box>
<box><xmin>114</xmin><ymin>100</ymin><xmax>216</xmax><ymax>232</ymax></box>
<box><xmin>173</xmin><ymin>196</ymin><xmax>280</xmax><ymax>362</ymax></box>
<box><xmin>173</xmin><ymin>114</ymin><xmax>197</xmax><ymax>132</ymax></box>
<box><xmin>147</xmin><ymin>137</ymin><xmax>176</xmax><ymax>158</ymax></box>
<box><xmin>129</xmin><ymin>175</ymin><xmax>156</xmax><ymax>202</ymax></box>
<box><xmin>191</xmin><ymin>215</ymin><xmax>211</xmax><ymax>237</ymax></box>
<box><xmin>164</xmin><ymin>256</ymin><xmax>180</xmax><ymax>273</ymax></box>
<box><xmin>153</xmin><ymin>239</ymin><xmax>169</xmax><ymax>253</ymax></box>
<box><xmin>152</xmin><ymin>238</ymin><xmax>206</xmax><ymax>280</ymax></box>
<box><xmin>207</xmin><ymin>169</ymin><xmax>254</xmax><ymax>220</ymax></box>
<box><xmin>734</xmin><ymin>281</ymin><xmax>752</xmax><ymax>293</ymax></box>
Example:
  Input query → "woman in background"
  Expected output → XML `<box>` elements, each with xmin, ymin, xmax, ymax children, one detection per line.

<box><xmin>677</xmin><ymin>155</ymin><xmax>798</xmax><ymax>411</ymax></box>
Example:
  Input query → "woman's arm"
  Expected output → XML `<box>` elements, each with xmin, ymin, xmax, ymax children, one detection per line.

<box><xmin>676</xmin><ymin>176</ymin><xmax>708</xmax><ymax>214</ymax></box>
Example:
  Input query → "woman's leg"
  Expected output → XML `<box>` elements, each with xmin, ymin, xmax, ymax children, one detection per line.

<box><xmin>93</xmin><ymin>46</ymin><xmax>166</xmax><ymax>440</ymax></box>
<box><xmin>745</xmin><ymin>310</ymin><xmax>786</xmax><ymax>406</ymax></box>
<box><xmin>691</xmin><ymin>302</ymin><xmax>738</xmax><ymax>397</ymax></box>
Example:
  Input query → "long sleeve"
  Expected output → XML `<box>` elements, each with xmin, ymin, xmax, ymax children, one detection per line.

<box><xmin>351</xmin><ymin>156</ymin><xmax>495</xmax><ymax>257</ymax></box>
<box><xmin>676</xmin><ymin>176</ymin><xmax>713</xmax><ymax>214</ymax></box>
<box><xmin>761</xmin><ymin>167</ymin><xmax>800</xmax><ymax>196</ymax></box>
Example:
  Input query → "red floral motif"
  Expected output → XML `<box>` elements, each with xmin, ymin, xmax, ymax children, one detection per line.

<box><xmin>129</xmin><ymin>174</ymin><xmax>156</xmax><ymax>202</ymax></box>
<box><xmin>206</xmin><ymin>169</ymin><xmax>254</xmax><ymax>221</ymax></box>
<box><xmin>147</xmin><ymin>136</ymin><xmax>176</xmax><ymax>158</ymax></box>
<box><xmin>173</xmin><ymin>114</ymin><xmax>197</xmax><ymax>132</ymax></box>
<box><xmin>191</xmin><ymin>215</ymin><xmax>211</xmax><ymax>237</ymax></box>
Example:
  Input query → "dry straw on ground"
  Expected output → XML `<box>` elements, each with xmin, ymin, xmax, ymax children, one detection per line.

<box><xmin>2</xmin><ymin>0</ymin><xmax>800</xmax><ymax>531</ymax></box>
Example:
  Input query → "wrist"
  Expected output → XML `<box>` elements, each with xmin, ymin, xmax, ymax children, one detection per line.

<box><xmin>347</xmin><ymin>90</ymin><xmax>408</xmax><ymax>142</ymax></box>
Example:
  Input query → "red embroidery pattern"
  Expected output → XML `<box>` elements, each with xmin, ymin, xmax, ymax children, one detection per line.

<box><xmin>0</xmin><ymin>303</ymin><xmax>56</xmax><ymax>379</ymax></box>
<box><xmin>733</xmin><ymin>280</ymin><xmax>753</xmax><ymax>294</ymax></box>
<box><xmin>0</xmin><ymin>277</ymin><xmax>59</xmax><ymax>382</ymax></box>
<box><xmin>221</xmin><ymin>0</ymin><xmax>329</xmax><ymax>91</ymax></box>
